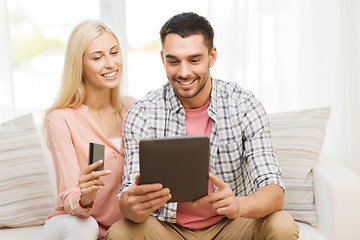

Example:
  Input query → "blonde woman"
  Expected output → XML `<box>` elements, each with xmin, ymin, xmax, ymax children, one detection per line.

<box><xmin>43</xmin><ymin>19</ymin><xmax>135</xmax><ymax>240</ymax></box>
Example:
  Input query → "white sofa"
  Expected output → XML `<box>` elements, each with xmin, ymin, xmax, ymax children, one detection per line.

<box><xmin>1</xmin><ymin>110</ymin><xmax>360</xmax><ymax>240</ymax></box>
<box><xmin>1</xmin><ymin>156</ymin><xmax>359</xmax><ymax>240</ymax></box>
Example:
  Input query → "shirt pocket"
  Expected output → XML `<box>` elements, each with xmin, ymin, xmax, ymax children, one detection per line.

<box><xmin>216</xmin><ymin>141</ymin><xmax>243</xmax><ymax>188</ymax></box>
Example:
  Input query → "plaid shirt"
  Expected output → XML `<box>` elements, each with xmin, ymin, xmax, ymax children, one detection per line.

<box><xmin>119</xmin><ymin>79</ymin><xmax>284</xmax><ymax>223</ymax></box>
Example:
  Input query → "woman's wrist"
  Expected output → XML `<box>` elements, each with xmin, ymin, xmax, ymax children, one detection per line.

<box><xmin>79</xmin><ymin>195</ymin><xmax>93</xmax><ymax>208</ymax></box>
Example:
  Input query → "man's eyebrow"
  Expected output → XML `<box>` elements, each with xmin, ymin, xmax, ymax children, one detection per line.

<box><xmin>188</xmin><ymin>54</ymin><xmax>203</xmax><ymax>58</ymax></box>
<box><xmin>165</xmin><ymin>54</ymin><xmax>177</xmax><ymax>59</ymax></box>
<box><xmin>165</xmin><ymin>53</ymin><xmax>204</xmax><ymax>59</ymax></box>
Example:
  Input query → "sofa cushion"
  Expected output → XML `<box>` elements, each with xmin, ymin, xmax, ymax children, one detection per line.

<box><xmin>0</xmin><ymin>113</ymin><xmax>55</xmax><ymax>228</ymax></box>
<box><xmin>297</xmin><ymin>222</ymin><xmax>327</xmax><ymax>240</ymax></box>
<box><xmin>268</xmin><ymin>107</ymin><xmax>330</xmax><ymax>227</ymax></box>
<box><xmin>0</xmin><ymin>225</ymin><xmax>44</xmax><ymax>238</ymax></box>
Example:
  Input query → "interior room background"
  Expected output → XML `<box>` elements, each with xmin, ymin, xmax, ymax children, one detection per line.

<box><xmin>1</xmin><ymin>0</ymin><xmax>359</xmax><ymax>175</ymax></box>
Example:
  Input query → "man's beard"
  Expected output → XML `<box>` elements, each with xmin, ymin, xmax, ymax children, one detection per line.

<box><xmin>171</xmin><ymin>75</ymin><xmax>207</xmax><ymax>99</ymax></box>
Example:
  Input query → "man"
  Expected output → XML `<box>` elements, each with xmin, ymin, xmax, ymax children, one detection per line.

<box><xmin>106</xmin><ymin>12</ymin><xmax>299</xmax><ymax>239</ymax></box>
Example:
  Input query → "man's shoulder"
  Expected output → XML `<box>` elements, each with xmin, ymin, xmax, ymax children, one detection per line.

<box><xmin>128</xmin><ymin>83</ymin><xmax>170</xmax><ymax>111</ymax></box>
<box><xmin>213</xmin><ymin>79</ymin><xmax>253</xmax><ymax>101</ymax></box>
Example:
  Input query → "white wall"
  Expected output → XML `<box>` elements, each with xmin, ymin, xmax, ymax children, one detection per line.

<box><xmin>344</xmin><ymin>0</ymin><xmax>360</xmax><ymax>174</ymax></box>
<box><xmin>0</xmin><ymin>0</ymin><xmax>15</xmax><ymax>123</ymax></box>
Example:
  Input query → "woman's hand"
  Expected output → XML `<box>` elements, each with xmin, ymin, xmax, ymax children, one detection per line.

<box><xmin>78</xmin><ymin>160</ymin><xmax>111</xmax><ymax>207</ymax></box>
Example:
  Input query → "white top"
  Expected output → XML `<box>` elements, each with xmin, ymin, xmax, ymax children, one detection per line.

<box><xmin>110</xmin><ymin>137</ymin><xmax>121</xmax><ymax>150</ymax></box>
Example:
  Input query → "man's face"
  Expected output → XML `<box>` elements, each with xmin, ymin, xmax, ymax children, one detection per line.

<box><xmin>161</xmin><ymin>33</ymin><xmax>216</xmax><ymax>109</ymax></box>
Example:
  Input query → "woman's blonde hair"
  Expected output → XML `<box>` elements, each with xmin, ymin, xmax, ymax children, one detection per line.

<box><xmin>43</xmin><ymin>19</ymin><xmax>125</xmax><ymax>131</ymax></box>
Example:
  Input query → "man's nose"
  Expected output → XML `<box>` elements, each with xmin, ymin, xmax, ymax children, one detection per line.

<box><xmin>178</xmin><ymin>62</ymin><xmax>191</xmax><ymax>79</ymax></box>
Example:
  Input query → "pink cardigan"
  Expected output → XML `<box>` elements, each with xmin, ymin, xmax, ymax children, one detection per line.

<box><xmin>46</xmin><ymin>98</ymin><xmax>135</xmax><ymax>239</ymax></box>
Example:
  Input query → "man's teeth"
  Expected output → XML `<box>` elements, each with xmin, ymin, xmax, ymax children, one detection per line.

<box><xmin>103</xmin><ymin>71</ymin><xmax>116</xmax><ymax>77</ymax></box>
<box><xmin>181</xmin><ymin>80</ymin><xmax>193</xmax><ymax>85</ymax></box>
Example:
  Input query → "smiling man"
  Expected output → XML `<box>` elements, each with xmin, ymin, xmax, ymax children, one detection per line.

<box><xmin>106</xmin><ymin>12</ymin><xmax>299</xmax><ymax>240</ymax></box>
<box><xmin>160</xmin><ymin>33</ymin><xmax>214</xmax><ymax>109</ymax></box>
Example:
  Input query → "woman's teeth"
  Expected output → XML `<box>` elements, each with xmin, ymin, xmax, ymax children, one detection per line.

<box><xmin>103</xmin><ymin>71</ymin><xmax>116</xmax><ymax>77</ymax></box>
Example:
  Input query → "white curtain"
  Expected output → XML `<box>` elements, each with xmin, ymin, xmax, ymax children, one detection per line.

<box><xmin>0</xmin><ymin>0</ymin><xmax>15</xmax><ymax>123</ymax></box>
<box><xmin>100</xmin><ymin>0</ymin><xmax>129</xmax><ymax>94</ymax></box>
<box><xmin>2</xmin><ymin>0</ymin><xmax>359</xmax><ymax>174</ymax></box>
<box><xmin>208</xmin><ymin>0</ymin><xmax>360</xmax><ymax>174</ymax></box>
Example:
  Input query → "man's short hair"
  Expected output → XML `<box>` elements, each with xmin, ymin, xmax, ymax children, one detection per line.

<box><xmin>160</xmin><ymin>12</ymin><xmax>214</xmax><ymax>52</ymax></box>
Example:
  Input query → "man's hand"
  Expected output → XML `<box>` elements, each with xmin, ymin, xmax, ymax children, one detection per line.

<box><xmin>193</xmin><ymin>173</ymin><xmax>240</xmax><ymax>218</ymax></box>
<box><xmin>120</xmin><ymin>174</ymin><xmax>172</xmax><ymax>223</ymax></box>
<box><xmin>193</xmin><ymin>173</ymin><xmax>284</xmax><ymax>219</ymax></box>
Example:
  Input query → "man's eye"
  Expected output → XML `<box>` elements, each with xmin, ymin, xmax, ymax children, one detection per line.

<box><xmin>190</xmin><ymin>59</ymin><xmax>200</xmax><ymax>63</ymax></box>
<box><xmin>169</xmin><ymin>60</ymin><xmax>178</xmax><ymax>64</ymax></box>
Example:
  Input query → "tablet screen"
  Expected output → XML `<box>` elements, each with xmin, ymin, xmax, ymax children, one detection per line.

<box><xmin>139</xmin><ymin>135</ymin><xmax>209</xmax><ymax>202</ymax></box>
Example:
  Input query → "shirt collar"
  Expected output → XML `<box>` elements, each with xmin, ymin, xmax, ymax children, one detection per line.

<box><xmin>168</xmin><ymin>83</ymin><xmax>184</xmax><ymax>114</ymax></box>
<box><xmin>208</xmin><ymin>78</ymin><xmax>218</xmax><ymax>117</ymax></box>
<box><xmin>167</xmin><ymin>78</ymin><xmax>219</xmax><ymax>117</ymax></box>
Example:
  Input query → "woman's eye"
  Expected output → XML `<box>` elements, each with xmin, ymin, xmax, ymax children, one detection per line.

<box><xmin>111</xmin><ymin>51</ymin><xmax>118</xmax><ymax>55</ymax></box>
<box><xmin>93</xmin><ymin>56</ymin><xmax>101</xmax><ymax>60</ymax></box>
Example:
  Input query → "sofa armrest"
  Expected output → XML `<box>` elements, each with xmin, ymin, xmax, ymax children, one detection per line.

<box><xmin>313</xmin><ymin>159</ymin><xmax>360</xmax><ymax>240</ymax></box>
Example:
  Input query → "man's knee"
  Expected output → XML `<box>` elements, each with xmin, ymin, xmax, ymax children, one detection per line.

<box><xmin>106</xmin><ymin>219</ymin><xmax>138</xmax><ymax>240</ymax></box>
<box><xmin>261</xmin><ymin>211</ymin><xmax>299</xmax><ymax>240</ymax></box>
<box><xmin>106</xmin><ymin>217</ymin><xmax>168</xmax><ymax>240</ymax></box>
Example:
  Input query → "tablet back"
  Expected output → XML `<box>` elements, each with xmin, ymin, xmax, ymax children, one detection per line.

<box><xmin>139</xmin><ymin>135</ymin><xmax>209</xmax><ymax>202</ymax></box>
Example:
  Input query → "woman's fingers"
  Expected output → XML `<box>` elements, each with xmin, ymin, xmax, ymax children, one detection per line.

<box><xmin>78</xmin><ymin>168</ymin><xmax>111</xmax><ymax>184</ymax></box>
<box><xmin>81</xmin><ymin>160</ymin><xmax>104</xmax><ymax>175</ymax></box>
<box><xmin>78</xmin><ymin>161</ymin><xmax>111</xmax><ymax>205</ymax></box>
<box><xmin>79</xmin><ymin>179</ymin><xmax>105</xmax><ymax>190</ymax></box>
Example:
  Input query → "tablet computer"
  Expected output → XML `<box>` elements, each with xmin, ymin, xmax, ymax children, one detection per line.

<box><xmin>139</xmin><ymin>135</ymin><xmax>209</xmax><ymax>202</ymax></box>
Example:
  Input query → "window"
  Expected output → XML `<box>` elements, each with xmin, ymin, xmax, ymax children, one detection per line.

<box><xmin>8</xmin><ymin>0</ymin><xmax>100</xmax><ymax>115</ymax></box>
<box><xmin>125</xmin><ymin>0</ymin><xmax>208</xmax><ymax>99</ymax></box>
<box><xmin>6</xmin><ymin>0</ymin><xmax>209</xmax><ymax>114</ymax></box>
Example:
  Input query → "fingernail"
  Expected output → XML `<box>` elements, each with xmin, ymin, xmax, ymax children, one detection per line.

<box><xmin>106</xmin><ymin>170</ymin><xmax>111</xmax><ymax>173</ymax></box>
<box><xmin>193</xmin><ymin>201</ymin><xmax>198</xmax><ymax>207</ymax></box>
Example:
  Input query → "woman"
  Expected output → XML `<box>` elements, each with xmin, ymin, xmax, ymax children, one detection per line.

<box><xmin>43</xmin><ymin>19</ymin><xmax>135</xmax><ymax>240</ymax></box>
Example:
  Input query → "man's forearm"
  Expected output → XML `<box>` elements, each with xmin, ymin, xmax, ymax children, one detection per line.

<box><xmin>236</xmin><ymin>184</ymin><xmax>284</xmax><ymax>219</ymax></box>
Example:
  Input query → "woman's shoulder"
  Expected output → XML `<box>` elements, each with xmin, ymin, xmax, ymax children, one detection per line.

<box><xmin>121</xmin><ymin>96</ymin><xmax>137</xmax><ymax>112</ymax></box>
<box><xmin>47</xmin><ymin>105</ymin><xmax>87</xmax><ymax>121</ymax></box>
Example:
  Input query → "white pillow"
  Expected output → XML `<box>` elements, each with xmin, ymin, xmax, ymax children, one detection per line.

<box><xmin>268</xmin><ymin>107</ymin><xmax>331</xmax><ymax>227</ymax></box>
<box><xmin>0</xmin><ymin>113</ymin><xmax>55</xmax><ymax>228</ymax></box>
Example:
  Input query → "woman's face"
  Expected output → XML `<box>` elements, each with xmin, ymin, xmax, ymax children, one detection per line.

<box><xmin>82</xmin><ymin>32</ymin><xmax>122</xmax><ymax>91</ymax></box>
